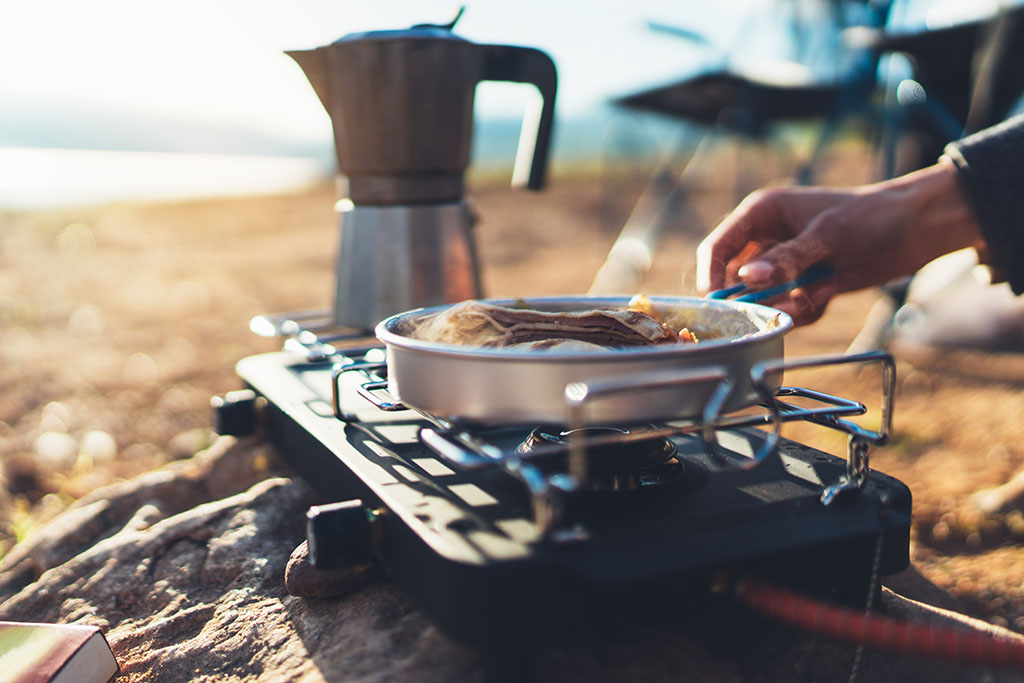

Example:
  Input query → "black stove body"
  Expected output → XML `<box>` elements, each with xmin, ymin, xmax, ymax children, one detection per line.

<box><xmin>219</xmin><ymin>322</ymin><xmax>911</xmax><ymax>649</ymax></box>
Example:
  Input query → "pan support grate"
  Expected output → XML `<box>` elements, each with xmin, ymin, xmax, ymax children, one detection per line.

<box><xmin>255</xmin><ymin>309</ymin><xmax>896</xmax><ymax>541</ymax></box>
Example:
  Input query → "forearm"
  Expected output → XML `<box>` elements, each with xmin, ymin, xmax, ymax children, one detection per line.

<box><xmin>859</xmin><ymin>159</ymin><xmax>985</xmax><ymax>284</ymax></box>
<box><xmin>943</xmin><ymin>114</ymin><xmax>1024</xmax><ymax>293</ymax></box>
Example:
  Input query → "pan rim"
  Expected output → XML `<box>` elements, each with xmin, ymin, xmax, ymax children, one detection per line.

<box><xmin>374</xmin><ymin>295</ymin><xmax>793</xmax><ymax>362</ymax></box>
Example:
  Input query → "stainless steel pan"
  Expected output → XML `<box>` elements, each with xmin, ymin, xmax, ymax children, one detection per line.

<box><xmin>374</xmin><ymin>295</ymin><xmax>792</xmax><ymax>426</ymax></box>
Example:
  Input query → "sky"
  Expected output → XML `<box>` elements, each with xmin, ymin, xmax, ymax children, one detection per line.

<box><xmin>2</xmin><ymin>0</ymin><xmax>1013</xmax><ymax>150</ymax></box>
<box><xmin>1</xmin><ymin>0</ymin><xmax>867</xmax><ymax>152</ymax></box>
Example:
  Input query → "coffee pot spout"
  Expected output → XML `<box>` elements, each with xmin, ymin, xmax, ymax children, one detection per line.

<box><xmin>285</xmin><ymin>49</ymin><xmax>332</xmax><ymax>112</ymax></box>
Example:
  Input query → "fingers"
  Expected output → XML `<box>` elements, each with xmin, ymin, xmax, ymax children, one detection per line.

<box><xmin>696</xmin><ymin>187</ymin><xmax>854</xmax><ymax>295</ymax></box>
<box><xmin>696</xmin><ymin>189</ymin><xmax>787</xmax><ymax>293</ymax></box>
<box><xmin>762</xmin><ymin>279</ymin><xmax>837</xmax><ymax>326</ymax></box>
<box><xmin>740</xmin><ymin>227</ymin><xmax>832</xmax><ymax>287</ymax></box>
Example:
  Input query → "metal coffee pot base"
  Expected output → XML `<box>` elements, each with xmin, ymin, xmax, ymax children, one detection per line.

<box><xmin>333</xmin><ymin>199</ymin><xmax>482</xmax><ymax>330</ymax></box>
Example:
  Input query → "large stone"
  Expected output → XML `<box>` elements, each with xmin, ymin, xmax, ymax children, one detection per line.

<box><xmin>0</xmin><ymin>435</ymin><xmax>276</xmax><ymax>601</ymax></box>
<box><xmin>1</xmin><ymin>437</ymin><xmax>1023</xmax><ymax>682</ymax></box>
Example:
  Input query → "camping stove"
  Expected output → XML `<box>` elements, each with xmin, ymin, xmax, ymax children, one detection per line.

<box><xmin>215</xmin><ymin>311</ymin><xmax>912</xmax><ymax>649</ymax></box>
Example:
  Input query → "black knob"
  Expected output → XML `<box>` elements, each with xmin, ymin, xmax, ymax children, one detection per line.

<box><xmin>306</xmin><ymin>499</ymin><xmax>379</xmax><ymax>569</ymax></box>
<box><xmin>211</xmin><ymin>389</ymin><xmax>258</xmax><ymax>436</ymax></box>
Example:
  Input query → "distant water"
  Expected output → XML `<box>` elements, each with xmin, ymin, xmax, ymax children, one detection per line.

<box><xmin>0</xmin><ymin>109</ymin><xmax>684</xmax><ymax>210</ymax></box>
<box><xmin>0</xmin><ymin>148</ymin><xmax>333</xmax><ymax>210</ymax></box>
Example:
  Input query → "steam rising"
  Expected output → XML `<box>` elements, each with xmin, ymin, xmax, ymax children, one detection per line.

<box><xmin>403</xmin><ymin>300</ymin><xmax>514</xmax><ymax>347</ymax></box>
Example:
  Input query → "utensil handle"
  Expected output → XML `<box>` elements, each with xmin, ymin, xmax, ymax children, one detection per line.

<box><xmin>707</xmin><ymin>263</ymin><xmax>835</xmax><ymax>303</ymax></box>
<box><xmin>480</xmin><ymin>45</ymin><xmax>557</xmax><ymax>191</ymax></box>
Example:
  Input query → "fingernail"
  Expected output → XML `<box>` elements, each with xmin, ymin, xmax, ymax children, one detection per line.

<box><xmin>738</xmin><ymin>260</ymin><xmax>772</xmax><ymax>282</ymax></box>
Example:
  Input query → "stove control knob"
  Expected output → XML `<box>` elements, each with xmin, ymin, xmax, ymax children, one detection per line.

<box><xmin>306</xmin><ymin>499</ymin><xmax>381</xmax><ymax>569</ymax></box>
<box><xmin>211</xmin><ymin>389</ymin><xmax>258</xmax><ymax>436</ymax></box>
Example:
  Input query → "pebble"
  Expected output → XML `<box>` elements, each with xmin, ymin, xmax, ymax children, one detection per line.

<box><xmin>35</xmin><ymin>431</ymin><xmax>78</xmax><ymax>469</ymax></box>
<box><xmin>67</xmin><ymin>305</ymin><xmax>105</xmax><ymax>337</ymax></box>
<box><xmin>81</xmin><ymin>430</ymin><xmax>118</xmax><ymax>463</ymax></box>
<box><xmin>123</xmin><ymin>352</ymin><xmax>158</xmax><ymax>385</ymax></box>
<box><xmin>168</xmin><ymin>428</ymin><xmax>211</xmax><ymax>460</ymax></box>
<box><xmin>39</xmin><ymin>413</ymin><xmax>69</xmax><ymax>434</ymax></box>
<box><xmin>55</xmin><ymin>222</ymin><xmax>95</xmax><ymax>252</ymax></box>
<box><xmin>40</xmin><ymin>402</ymin><xmax>73</xmax><ymax>433</ymax></box>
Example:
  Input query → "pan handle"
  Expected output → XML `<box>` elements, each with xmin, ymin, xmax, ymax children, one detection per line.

<box><xmin>707</xmin><ymin>262</ymin><xmax>834</xmax><ymax>303</ymax></box>
<box><xmin>750</xmin><ymin>351</ymin><xmax>894</xmax><ymax>445</ymax></box>
<box><xmin>332</xmin><ymin>358</ymin><xmax>403</xmax><ymax>421</ymax></box>
<box><xmin>750</xmin><ymin>350</ymin><xmax>896</xmax><ymax>505</ymax></box>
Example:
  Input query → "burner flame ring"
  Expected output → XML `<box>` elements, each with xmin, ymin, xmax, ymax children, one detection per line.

<box><xmin>515</xmin><ymin>425</ymin><xmax>682</xmax><ymax>492</ymax></box>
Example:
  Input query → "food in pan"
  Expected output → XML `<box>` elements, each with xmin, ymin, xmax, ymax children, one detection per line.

<box><xmin>378</xmin><ymin>295</ymin><xmax>791</xmax><ymax>424</ymax></box>
<box><xmin>407</xmin><ymin>295</ymin><xmax>698</xmax><ymax>350</ymax></box>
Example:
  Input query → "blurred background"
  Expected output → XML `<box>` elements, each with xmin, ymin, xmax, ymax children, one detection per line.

<box><xmin>5</xmin><ymin>0</ymin><xmax>1023</xmax><ymax>208</ymax></box>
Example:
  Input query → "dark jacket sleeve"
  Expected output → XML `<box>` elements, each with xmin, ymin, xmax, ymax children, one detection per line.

<box><xmin>943</xmin><ymin>114</ymin><xmax>1024</xmax><ymax>294</ymax></box>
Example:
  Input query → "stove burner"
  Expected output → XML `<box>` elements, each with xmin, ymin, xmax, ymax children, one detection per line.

<box><xmin>515</xmin><ymin>425</ymin><xmax>684</xmax><ymax>492</ymax></box>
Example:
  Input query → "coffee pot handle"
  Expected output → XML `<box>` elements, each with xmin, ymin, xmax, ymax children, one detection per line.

<box><xmin>480</xmin><ymin>45</ymin><xmax>557</xmax><ymax>191</ymax></box>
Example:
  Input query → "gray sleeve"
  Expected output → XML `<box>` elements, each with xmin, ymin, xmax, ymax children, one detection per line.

<box><xmin>943</xmin><ymin>114</ymin><xmax>1024</xmax><ymax>294</ymax></box>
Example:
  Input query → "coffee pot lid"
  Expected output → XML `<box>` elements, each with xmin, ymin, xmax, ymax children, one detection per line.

<box><xmin>332</xmin><ymin>26</ymin><xmax>469</xmax><ymax>44</ymax></box>
<box><xmin>331</xmin><ymin>8</ymin><xmax>468</xmax><ymax>45</ymax></box>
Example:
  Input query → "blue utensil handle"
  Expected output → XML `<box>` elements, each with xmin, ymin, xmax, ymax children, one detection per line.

<box><xmin>706</xmin><ymin>263</ymin><xmax>835</xmax><ymax>303</ymax></box>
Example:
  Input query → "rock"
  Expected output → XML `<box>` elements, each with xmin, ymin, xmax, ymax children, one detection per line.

<box><xmin>2</xmin><ymin>438</ymin><xmax>1024</xmax><ymax>682</ymax></box>
<box><xmin>0</xmin><ymin>435</ymin><xmax>277</xmax><ymax>600</ymax></box>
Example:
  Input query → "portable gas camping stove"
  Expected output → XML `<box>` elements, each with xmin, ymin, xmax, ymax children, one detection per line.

<box><xmin>214</xmin><ymin>311</ymin><xmax>911</xmax><ymax>649</ymax></box>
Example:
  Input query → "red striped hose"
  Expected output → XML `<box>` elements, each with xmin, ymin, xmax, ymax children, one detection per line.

<box><xmin>731</xmin><ymin>575</ymin><xmax>1024</xmax><ymax>670</ymax></box>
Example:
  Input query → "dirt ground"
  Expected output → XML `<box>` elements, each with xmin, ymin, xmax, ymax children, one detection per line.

<box><xmin>2</xmin><ymin>139</ymin><xmax>1024</xmax><ymax>635</ymax></box>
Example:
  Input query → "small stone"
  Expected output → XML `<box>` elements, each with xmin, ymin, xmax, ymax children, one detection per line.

<box><xmin>168</xmin><ymin>428</ymin><xmax>212</xmax><ymax>460</ymax></box>
<box><xmin>40</xmin><ymin>402</ymin><xmax>73</xmax><ymax>433</ymax></box>
<box><xmin>55</xmin><ymin>222</ymin><xmax>95</xmax><ymax>251</ymax></box>
<box><xmin>123</xmin><ymin>352</ymin><xmax>158</xmax><ymax>385</ymax></box>
<box><xmin>38</xmin><ymin>413</ymin><xmax>69</xmax><ymax>434</ymax></box>
<box><xmin>284</xmin><ymin>540</ymin><xmax>379</xmax><ymax>599</ymax></box>
<box><xmin>81</xmin><ymin>431</ymin><xmax>118</xmax><ymax>463</ymax></box>
<box><xmin>67</xmin><ymin>305</ymin><xmax>105</xmax><ymax>337</ymax></box>
<box><xmin>35</xmin><ymin>432</ymin><xmax>78</xmax><ymax>469</ymax></box>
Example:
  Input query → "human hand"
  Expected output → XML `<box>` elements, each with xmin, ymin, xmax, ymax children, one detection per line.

<box><xmin>695</xmin><ymin>160</ymin><xmax>984</xmax><ymax>325</ymax></box>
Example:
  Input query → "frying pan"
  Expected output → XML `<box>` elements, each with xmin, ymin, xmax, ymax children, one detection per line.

<box><xmin>374</xmin><ymin>295</ymin><xmax>792</xmax><ymax>426</ymax></box>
